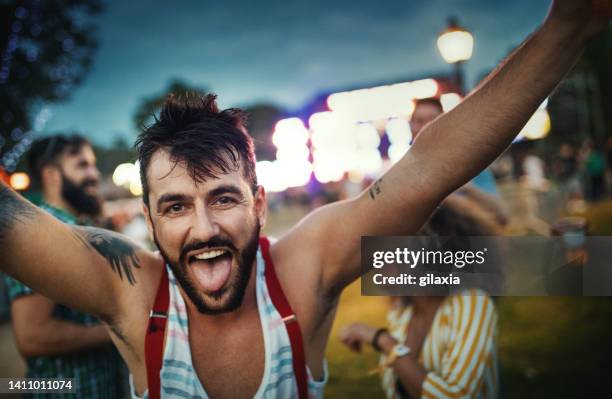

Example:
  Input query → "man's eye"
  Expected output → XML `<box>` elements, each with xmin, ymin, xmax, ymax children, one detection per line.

<box><xmin>168</xmin><ymin>204</ymin><xmax>184</xmax><ymax>213</ymax></box>
<box><xmin>215</xmin><ymin>196</ymin><xmax>236</xmax><ymax>206</ymax></box>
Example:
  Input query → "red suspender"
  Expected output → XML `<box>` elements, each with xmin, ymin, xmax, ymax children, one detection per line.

<box><xmin>145</xmin><ymin>264</ymin><xmax>169</xmax><ymax>399</ymax></box>
<box><xmin>260</xmin><ymin>236</ymin><xmax>309</xmax><ymax>399</ymax></box>
<box><xmin>145</xmin><ymin>237</ymin><xmax>308</xmax><ymax>399</ymax></box>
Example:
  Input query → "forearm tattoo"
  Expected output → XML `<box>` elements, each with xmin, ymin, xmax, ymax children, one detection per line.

<box><xmin>0</xmin><ymin>183</ymin><xmax>36</xmax><ymax>243</ymax></box>
<box><xmin>73</xmin><ymin>227</ymin><xmax>141</xmax><ymax>285</ymax></box>
<box><xmin>368</xmin><ymin>177</ymin><xmax>383</xmax><ymax>200</ymax></box>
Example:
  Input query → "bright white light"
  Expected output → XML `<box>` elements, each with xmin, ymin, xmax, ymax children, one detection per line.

<box><xmin>354</xmin><ymin>123</ymin><xmax>380</xmax><ymax>149</ymax></box>
<box><xmin>256</xmin><ymin>160</ymin><xmax>312</xmax><ymax>192</ymax></box>
<box><xmin>354</xmin><ymin>150</ymin><xmax>383</xmax><ymax>175</ymax></box>
<box><xmin>388</xmin><ymin>143</ymin><xmax>411</xmax><ymax>163</ymax></box>
<box><xmin>325</xmin><ymin>79</ymin><xmax>438</xmax><ymax>122</ymax></box>
<box><xmin>112</xmin><ymin>162</ymin><xmax>142</xmax><ymax>196</ymax></box>
<box><xmin>440</xmin><ymin>93</ymin><xmax>462</xmax><ymax>112</ymax></box>
<box><xmin>275</xmin><ymin>145</ymin><xmax>310</xmax><ymax>162</ymax></box>
<box><xmin>312</xmin><ymin>150</ymin><xmax>346</xmax><ymax>183</ymax></box>
<box><xmin>409</xmin><ymin>79</ymin><xmax>439</xmax><ymax>99</ymax></box>
<box><xmin>129</xmin><ymin>181</ymin><xmax>143</xmax><ymax>196</ymax></box>
<box><xmin>280</xmin><ymin>159</ymin><xmax>312</xmax><ymax>188</ymax></box>
<box><xmin>520</xmin><ymin>109</ymin><xmax>551</xmax><ymax>140</ymax></box>
<box><xmin>10</xmin><ymin>172</ymin><xmax>30</xmax><ymax>191</ymax></box>
<box><xmin>272</xmin><ymin>117</ymin><xmax>309</xmax><ymax>148</ymax></box>
<box><xmin>256</xmin><ymin>161</ymin><xmax>285</xmax><ymax>192</ymax></box>
<box><xmin>386</xmin><ymin>118</ymin><xmax>412</xmax><ymax>145</ymax></box>
<box><xmin>112</xmin><ymin>163</ymin><xmax>138</xmax><ymax>187</ymax></box>
<box><xmin>437</xmin><ymin>30</ymin><xmax>474</xmax><ymax>63</ymax></box>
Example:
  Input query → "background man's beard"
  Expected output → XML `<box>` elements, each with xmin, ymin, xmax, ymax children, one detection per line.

<box><xmin>155</xmin><ymin>222</ymin><xmax>261</xmax><ymax>315</ymax></box>
<box><xmin>60</xmin><ymin>172</ymin><xmax>101</xmax><ymax>216</ymax></box>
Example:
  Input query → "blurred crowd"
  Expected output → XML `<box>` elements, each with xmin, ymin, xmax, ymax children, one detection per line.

<box><xmin>0</xmin><ymin>97</ymin><xmax>610</xmax><ymax>398</ymax></box>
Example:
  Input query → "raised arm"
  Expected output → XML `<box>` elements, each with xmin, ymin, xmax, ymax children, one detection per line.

<box><xmin>277</xmin><ymin>0</ymin><xmax>611</xmax><ymax>294</ymax></box>
<box><xmin>0</xmin><ymin>182</ymin><xmax>158</xmax><ymax>322</ymax></box>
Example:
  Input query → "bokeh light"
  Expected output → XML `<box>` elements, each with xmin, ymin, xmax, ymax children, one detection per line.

<box><xmin>9</xmin><ymin>172</ymin><xmax>30</xmax><ymax>191</ymax></box>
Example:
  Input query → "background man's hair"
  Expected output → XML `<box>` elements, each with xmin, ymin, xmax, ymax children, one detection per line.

<box><xmin>135</xmin><ymin>93</ymin><xmax>257</xmax><ymax>207</ymax></box>
<box><xmin>414</xmin><ymin>97</ymin><xmax>443</xmax><ymax>113</ymax></box>
<box><xmin>27</xmin><ymin>134</ymin><xmax>89</xmax><ymax>188</ymax></box>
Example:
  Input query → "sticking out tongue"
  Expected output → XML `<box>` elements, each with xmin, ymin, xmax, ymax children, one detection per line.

<box><xmin>191</xmin><ymin>254</ymin><xmax>232</xmax><ymax>293</ymax></box>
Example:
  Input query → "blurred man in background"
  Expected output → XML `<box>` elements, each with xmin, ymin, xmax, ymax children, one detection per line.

<box><xmin>3</xmin><ymin>134</ymin><xmax>128</xmax><ymax>398</ymax></box>
<box><xmin>411</xmin><ymin>97</ymin><xmax>508</xmax><ymax>226</ymax></box>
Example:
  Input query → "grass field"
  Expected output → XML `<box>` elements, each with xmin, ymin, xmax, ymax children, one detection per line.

<box><xmin>266</xmin><ymin>200</ymin><xmax>612</xmax><ymax>398</ymax></box>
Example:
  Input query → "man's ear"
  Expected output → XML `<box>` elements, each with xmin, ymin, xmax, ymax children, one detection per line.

<box><xmin>254</xmin><ymin>185</ymin><xmax>267</xmax><ymax>229</ymax></box>
<box><xmin>142</xmin><ymin>202</ymin><xmax>155</xmax><ymax>242</ymax></box>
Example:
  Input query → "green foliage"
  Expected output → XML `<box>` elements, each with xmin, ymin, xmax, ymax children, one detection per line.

<box><xmin>242</xmin><ymin>103</ymin><xmax>283</xmax><ymax>161</ymax></box>
<box><xmin>132</xmin><ymin>79</ymin><xmax>284</xmax><ymax>161</ymax></box>
<box><xmin>0</xmin><ymin>0</ymin><xmax>102</xmax><ymax>161</ymax></box>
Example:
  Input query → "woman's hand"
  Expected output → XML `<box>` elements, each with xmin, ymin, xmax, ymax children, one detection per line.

<box><xmin>339</xmin><ymin>322</ymin><xmax>378</xmax><ymax>353</ymax></box>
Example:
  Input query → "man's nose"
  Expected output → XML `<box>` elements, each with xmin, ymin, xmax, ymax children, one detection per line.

<box><xmin>87</xmin><ymin>165</ymin><xmax>101</xmax><ymax>182</ymax></box>
<box><xmin>191</xmin><ymin>208</ymin><xmax>219</xmax><ymax>240</ymax></box>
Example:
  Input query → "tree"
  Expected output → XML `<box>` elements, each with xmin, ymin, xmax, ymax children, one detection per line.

<box><xmin>0</xmin><ymin>0</ymin><xmax>103</xmax><ymax>171</ymax></box>
<box><xmin>133</xmin><ymin>79</ymin><xmax>284</xmax><ymax>161</ymax></box>
<box><xmin>242</xmin><ymin>103</ymin><xmax>284</xmax><ymax>161</ymax></box>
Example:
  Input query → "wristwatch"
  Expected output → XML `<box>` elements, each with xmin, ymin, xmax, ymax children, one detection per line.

<box><xmin>383</xmin><ymin>343</ymin><xmax>411</xmax><ymax>367</ymax></box>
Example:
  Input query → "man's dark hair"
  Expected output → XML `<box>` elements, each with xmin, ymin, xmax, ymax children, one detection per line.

<box><xmin>414</xmin><ymin>97</ymin><xmax>443</xmax><ymax>113</ymax></box>
<box><xmin>135</xmin><ymin>93</ymin><xmax>257</xmax><ymax>207</ymax></box>
<box><xmin>28</xmin><ymin>134</ymin><xmax>90</xmax><ymax>188</ymax></box>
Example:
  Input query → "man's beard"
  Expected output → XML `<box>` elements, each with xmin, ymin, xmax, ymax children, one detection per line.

<box><xmin>154</xmin><ymin>221</ymin><xmax>261</xmax><ymax>315</ymax></box>
<box><xmin>60</xmin><ymin>172</ymin><xmax>101</xmax><ymax>216</ymax></box>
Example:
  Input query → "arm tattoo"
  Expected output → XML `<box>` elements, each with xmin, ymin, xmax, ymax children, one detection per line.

<box><xmin>0</xmin><ymin>183</ymin><xmax>36</xmax><ymax>243</ymax></box>
<box><xmin>368</xmin><ymin>177</ymin><xmax>383</xmax><ymax>200</ymax></box>
<box><xmin>73</xmin><ymin>227</ymin><xmax>141</xmax><ymax>285</ymax></box>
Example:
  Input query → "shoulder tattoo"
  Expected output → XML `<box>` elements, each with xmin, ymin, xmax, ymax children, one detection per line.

<box><xmin>73</xmin><ymin>227</ymin><xmax>141</xmax><ymax>285</ymax></box>
<box><xmin>0</xmin><ymin>184</ymin><xmax>37</xmax><ymax>243</ymax></box>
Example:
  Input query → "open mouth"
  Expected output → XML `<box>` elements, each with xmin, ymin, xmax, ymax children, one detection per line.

<box><xmin>188</xmin><ymin>249</ymin><xmax>234</xmax><ymax>294</ymax></box>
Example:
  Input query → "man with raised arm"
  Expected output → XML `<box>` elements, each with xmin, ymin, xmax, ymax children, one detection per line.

<box><xmin>3</xmin><ymin>135</ymin><xmax>127</xmax><ymax>398</ymax></box>
<box><xmin>0</xmin><ymin>1</ymin><xmax>609</xmax><ymax>398</ymax></box>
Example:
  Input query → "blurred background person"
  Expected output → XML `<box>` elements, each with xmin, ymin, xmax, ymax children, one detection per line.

<box><xmin>552</xmin><ymin>143</ymin><xmax>584</xmax><ymax>215</ymax></box>
<box><xmin>2</xmin><ymin>134</ymin><xmax>128</xmax><ymax>398</ymax></box>
<box><xmin>410</xmin><ymin>97</ymin><xmax>508</xmax><ymax>226</ymax></box>
<box><xmin>340</xmin><ymin>194</ymin><xmax>502</xmax><ymax>399</ymax></box>
<box><xmin>580</xmin><ymin>139</ymin><xmax>606</xmax><ymax>201</ymax></box>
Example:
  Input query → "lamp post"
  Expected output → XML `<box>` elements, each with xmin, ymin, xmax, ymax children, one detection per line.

<box><xmin>437</xmin><ymin>17</ymin><xmax>473</xmax><ymax>95</ymax></box>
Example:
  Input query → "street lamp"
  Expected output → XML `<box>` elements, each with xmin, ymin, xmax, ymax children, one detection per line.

<box><xmin>437</xmin><ymin>17</ymin><xmax>473</xmax><ymax>95</ymax></box>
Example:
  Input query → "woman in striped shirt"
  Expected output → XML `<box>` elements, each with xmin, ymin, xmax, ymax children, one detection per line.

<box><xmin>340</xmin><ymin>193</ymin><xmax>502</xmax><ymax>399</ymax></box>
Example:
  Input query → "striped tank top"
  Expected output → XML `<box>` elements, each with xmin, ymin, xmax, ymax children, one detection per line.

<box><xmin>130</xmin><ymin>245</ymin><xmax>328</xmax><ymax>399</ymax></box>
<box><xmin>381</xmin><ymin>290</ymin><xmax>499</xmax><ymax>399</ymax></box>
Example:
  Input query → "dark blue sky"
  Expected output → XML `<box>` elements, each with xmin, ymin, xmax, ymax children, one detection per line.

<box><xmin>43</xmin><ymin>0</ymin><xmax>550</xmax><ymax>145</ymax></box>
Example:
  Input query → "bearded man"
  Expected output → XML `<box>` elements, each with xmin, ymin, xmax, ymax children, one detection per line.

<box><xmin>3</xmin><ymin>135</ymin><xmax>128</xmax><ymax>398</ymax></box>
<box><xmin>0</xmin><ymin>1</ymin><xmax>610</xmax><ymax>398</ymax></box>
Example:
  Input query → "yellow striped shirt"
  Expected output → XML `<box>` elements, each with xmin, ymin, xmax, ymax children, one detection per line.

<box><xmin>381</xmin><ymin>290</ymin><xmax>499</xmax><ymax>399</ymax></box>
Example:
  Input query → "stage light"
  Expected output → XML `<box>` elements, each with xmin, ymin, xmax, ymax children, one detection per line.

<box><xmin>386</xmin><ymin>118</ymin><xmax>412</xmax><ymax>145</ymax></box>
<box><xmin>272</xmin><ymin>117</ymin><xmax>309</xmax><ymax>148</ymax></box>
<box><xmin>440</xmin><ymin>93</ymin><xmax>462</xmax><ymax>111</ymax></box>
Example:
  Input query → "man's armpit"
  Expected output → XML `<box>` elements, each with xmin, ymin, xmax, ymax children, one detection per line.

<box><xmin>72</xmin><ymin>226</ymin><xmax>142</xmax><ymax>285</ymax></box>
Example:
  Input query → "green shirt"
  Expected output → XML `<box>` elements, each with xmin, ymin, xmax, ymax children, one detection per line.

<box><xmin>3</xmin><ymin>201</ymin><xmax>128</xmax><ymax>398</ymax></box>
